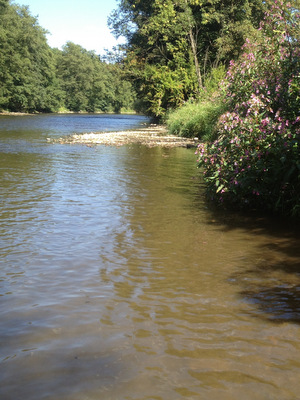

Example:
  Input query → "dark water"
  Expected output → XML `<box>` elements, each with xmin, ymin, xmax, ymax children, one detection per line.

<box><xmin>1</xmin><ymin>114</ymin><xmax>300</xmax><ymax>400</ymax></box>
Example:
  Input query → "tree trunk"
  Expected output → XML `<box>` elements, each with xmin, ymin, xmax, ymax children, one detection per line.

<box><xmin>189</xmin><ymin>28</ymin><xmax>203</xmax><ymax>90</ymax></box>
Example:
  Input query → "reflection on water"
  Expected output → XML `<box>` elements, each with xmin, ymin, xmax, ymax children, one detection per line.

<box><xmin>0</xmin><ymin>115</ymin><xmax>300</xmax><ymax>400</ymax></box>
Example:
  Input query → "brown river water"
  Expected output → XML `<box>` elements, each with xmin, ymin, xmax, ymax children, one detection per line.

<box><xmin>0</xmin><ymin>114</ymin><xmax>300</xmax><ymax>400</ymax></box>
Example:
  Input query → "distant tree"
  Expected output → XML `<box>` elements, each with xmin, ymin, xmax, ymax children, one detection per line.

<box><xmin>55</xmin><ymin>42</ymin><xmax>93</xmax><ymax>112</ymax></box>
<box><xmin>0</xmin><ymin>2</ymin><xmax>61</xmax><ymax>112</ymax></box>
<box><xmin>0</xmin><ymin>1</ymin><xmax>137</xmax><ymax>114</ymax></box>
<box><xmin>55</xmin><ymin>42</ymin><xmax>137</xmax><ymax>113</ymax></box>
<box><xmin>108</xmin><ymin>63</ymin><xmax>137</xmax><ymax>113</ymax></box>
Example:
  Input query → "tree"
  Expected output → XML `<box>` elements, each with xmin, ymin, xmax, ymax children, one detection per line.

<box><xmin>109</xmin><ymin>0</ymin><xmax>266</xmax><ymax>117</ymax></box>
<box><xmin>0</xmin><ymin>2</ymin><xmax>60</xmax><ymax>112</ymax></box>
<box><xmin>55</xmin><ymin>42</ymin><xmax>93</xmax><ymax>111</ymax></box>
<box><xmin>55</xmin><ymin>42</ymin><xmax>136</xmax><ymax>113</ymax></box>
<box><xmin>109</xmin><ymin>0</ymin><xmax>199</xmax><ymax>115</ymax></box>
<box><xmin>0</xmin><ymin>2</ymin><xmax>137</xmax><ymax>114</ymax></box>
<box><xmin>0</xmin><ymin>0</ymin><xmax>9</xmax><ymax>12</ymax></box>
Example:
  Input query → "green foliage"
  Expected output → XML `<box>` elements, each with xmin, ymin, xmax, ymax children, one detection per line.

<box><xmin>0</xmin><ymin>2</ymin><xmax>59</xmax><ymax>112</ymax></box>
<box><xmin>0</xmin><ymin>2</ymin><xmax>137</xmax><ymax>114</ymax></box>
<box><xmin>110</xmin><ymin>70</ymin><xmax>137</xmax><ymax>113</ymax></box>
<box><xmin>54</xmin><ymin>43</ymin><xmax>137</xmax><ymax>113</ymax></box>
<box><xmin>202</xmin><ymin>64</ymin><xmax>227</xmax><ymax>95</ymax></box>
<box><xmin>56</xmin><ymin>43</ymin><xmax>101</xmax><ymax>112</ymax></box>
<box><xmin>196</xmin><ymin>0</ymin><xmax>265</xmax><ymax>62</ymax></box>
<box><xmin>133</xmin><ymin>63</ymin><xmax>197</xmax><ymax>116</ymax></box>
<box><xmin>109</xmin><ymin>0</ymin><xmax>266</xmax><ymax>118</ymax></box>
<box><xmin>167</xmin><ymin>99</ymin><xmax>226</xmax><ymax>139</ymax></box>
<box><xmin>0</xmin><ymin>0</ymin><xmax>9</xmax><ymax>13</ymax></box>
<box><xmin>166</xmin><ymin>64</ymin><xmax>227</xmax><ymax>139</ymax></box>
<box><xmin>114</xmin><ymin>0</ymin><xmax>200</xmax><ymax>116</ymax></box>
<box><xmin>196</xmin><ymin>1</ymin><xmax>300</xmax><ymax>218</ymax></box>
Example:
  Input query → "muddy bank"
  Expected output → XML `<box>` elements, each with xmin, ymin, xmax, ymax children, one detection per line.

<box><xmin>55</xmin><ymin>125</ymin><xmax>199</xmax><ymax>148</ymax></box>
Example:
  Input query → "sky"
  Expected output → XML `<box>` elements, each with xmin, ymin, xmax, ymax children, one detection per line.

<box><xmin>13</xmin><ymin>0</ymin><xmax>125</xmax><ymax>55</ymax></box>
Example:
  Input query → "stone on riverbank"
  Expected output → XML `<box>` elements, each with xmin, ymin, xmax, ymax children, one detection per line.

<box><xmin>55</xmin><ymin>125</ymin><xmax>199</xmax><ymax>148</ymax></box>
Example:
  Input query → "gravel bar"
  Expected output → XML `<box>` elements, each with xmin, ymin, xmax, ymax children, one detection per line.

<box><xmin>54</xmin><ymin>125</ymin><xmax>199</xmax><ymax>148</ymax></box>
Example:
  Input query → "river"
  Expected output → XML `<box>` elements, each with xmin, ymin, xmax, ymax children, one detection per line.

<box><xmin>0</xmin><ymin>114</ymin><xmax>300</xmax><ymax>400</ymax></box>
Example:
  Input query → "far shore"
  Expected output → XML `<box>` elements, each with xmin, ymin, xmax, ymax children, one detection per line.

<box><xmin>0</xmin><ymin>110</ymin><xmax>138</xmax><ymax>116</ymax></box>
<box><xmin>0</xmin><ymin>111</ymin><xmax>36</xmax><ymax>116</ymax></box>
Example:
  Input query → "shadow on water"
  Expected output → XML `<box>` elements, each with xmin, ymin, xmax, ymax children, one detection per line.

<box><xmin>201</xmin><ymin>202</ymin><xmax>300</xmax><ymax>324</ymax></box>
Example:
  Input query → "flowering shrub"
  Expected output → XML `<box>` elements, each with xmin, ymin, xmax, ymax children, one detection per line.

<box><xmin>196</xmin><ymin>1</ymin><xmax>300</xmax><ymax>217</ymax></box>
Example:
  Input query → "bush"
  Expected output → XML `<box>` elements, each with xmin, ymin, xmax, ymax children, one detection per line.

<box><xmin>166</xmin><ymin>99</ymin><xmax>226</xmax><ymax>140</ymax></box>
<box><xmin>166</xmin><ymin>65</ymin><xmax>227</xmax><ymax>140</ymax></box>
<box><xmin>196</xmin><ymin>1</ymin><xmax>300</xmax><ymax>217</ymax></box>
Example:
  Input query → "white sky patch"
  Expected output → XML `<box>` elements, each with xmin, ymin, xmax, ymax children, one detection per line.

<box><xmin>15</xmin><ymin>0</ymin><xmax>125</xmax><ymax>55</ymax></box>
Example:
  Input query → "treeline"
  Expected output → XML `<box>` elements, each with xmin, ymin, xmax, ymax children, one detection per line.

<box><xmin>0</xmin><ymin>0</ymin><xmax>136</xmax><ymax>113</ymax></box>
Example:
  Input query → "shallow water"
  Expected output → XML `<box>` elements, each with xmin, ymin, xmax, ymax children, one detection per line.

<box><xmin>0</xmin><ymin>114</ymin><xmax>300</xmax><ymax>400</ymax></box>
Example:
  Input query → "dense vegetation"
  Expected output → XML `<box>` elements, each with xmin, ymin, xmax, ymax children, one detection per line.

<box><xmin>195</xmin><ymin>2</ymin><xmax>300</xmax><ymax>218</ymax></box>
<box><xmin>109</xmin><ymin>0</ymin><xmax>299</xmax><ymax>218</ymax></box>
<box><xmin>109</xmin><ymin>0</ymin><xmax>265</xmax><ymax>116</ymax></box>
<box><xmin>0</xmin><ymin>0</ymin><xmax>136</xmax><ymax>113</ymax></box>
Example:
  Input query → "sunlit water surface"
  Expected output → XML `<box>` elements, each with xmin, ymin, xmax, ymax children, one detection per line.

<box><xmin>0</xmin><ymin>114</ymin><xmax>300</xmax><ymax>400</ymax></box>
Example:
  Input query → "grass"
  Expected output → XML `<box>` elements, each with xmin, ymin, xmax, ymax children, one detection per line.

<box><xmin>166</xmin><ymin>98</ymin><xmax>226</xmax><ymax>141</ymax></box>
<box><xmin>166</xmin><ymin>65</ymin><xmax>227</xmax><ymax>140</ymax></box>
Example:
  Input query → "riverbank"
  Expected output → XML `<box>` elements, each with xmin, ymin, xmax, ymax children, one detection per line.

<box><xmin>0</xmin><ymin>112</ymin><xmax>35</xmax><ymax>116</ymax></box>
<box><xmin>55</xmin><ymin>124</ymin><xmax>199</xmax><ymax>148</ymax></box>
